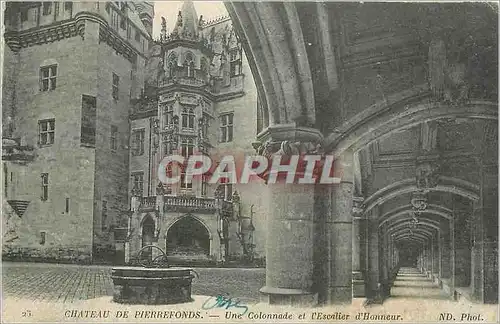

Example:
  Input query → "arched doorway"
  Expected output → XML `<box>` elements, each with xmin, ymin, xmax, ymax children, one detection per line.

<box><xmin>141</xmin><ymin>216</ymin><xmax>155</xmax><ymax>262</ymax></box>
<box><xmin>166</xmin><ymin>216</ymin><xmax>210</xmax><ymax>257</ymax></box>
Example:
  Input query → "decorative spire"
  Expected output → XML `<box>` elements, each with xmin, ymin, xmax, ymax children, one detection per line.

<box><xmin>160</xmin><ymin>16</ymin><xmax>167</xmax><ymax>41</ymax></box>
<box><xmin>170</xmin><ymin>0</ymin><xmax>199</xmax><ymax>40</ymax></box>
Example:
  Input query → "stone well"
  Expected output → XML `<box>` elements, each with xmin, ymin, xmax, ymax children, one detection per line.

<box><xmin>111</xmin><ymin>245</ymin><xmax>196</xmax><ymax>305</ymax></box>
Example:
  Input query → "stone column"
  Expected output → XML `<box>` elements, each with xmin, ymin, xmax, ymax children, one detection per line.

<box><xmin>366</xmin><ymin>215</ymin><xmax>380</xmax><ymax>299</ymax></box>
<box><xmin>433</xmin><ymin>234</ymin><xmax>440</xmax><ymax>280</ymax></box>
<box><xmin>260</xmin><ymin>183</ymin><xmax>317</xmax><ymax>305</ymax></box>
<box><xmin>454</xmin><ymin>210</ymin><xmax>471</xmax><ymax>287</ymax></box>
<box><xmin>471</xmin><ymin>164</ymin><xmax>498</xmax><ymax>303</ymax></box>
<box><xmin>379</xmin><ymin>224</ymin><xmax>390</xmax><ymax>297</ymax></box>
<box><xmin>352</xmin><ymin>197</ymin><xmax>365</xmax><ymax>297</ymax></box>
<box><xmin>256</xmin><ymin>125</ymin><xmax>323</xmax><ymax>306</ymax></box>
<box><xmin>326</xmin><ymin>151</ymin><xmax>354</xmax><ymax>303</ymax></box>
<box><xmin>440</xmin><ymin>222</ymin><xmax>452</xmax><ymax>279</ymax></box>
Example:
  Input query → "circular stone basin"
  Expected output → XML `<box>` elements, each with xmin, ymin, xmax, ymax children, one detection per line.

<box><xmin>111</xmin><ymin>266</ymin><xmax>194</xmax><ymax>304</ymax></box>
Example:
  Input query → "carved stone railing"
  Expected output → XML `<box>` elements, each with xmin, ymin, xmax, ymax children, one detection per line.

<box><xmin>139</xmin><ymin>195</ymin><xmax>234</xmax><ymax>215</ymax></box>
<box><xmin>163</xmin><ymin>196</ymin><xmax>217</xmax><ymax>214</ymax></box>
<box><xmin>139</xmin><ymin>196</ymin><xmax>157</xmax><ymax>212</ymax></box>
<box><xmin>159</xmin><ymin>77</ymin><xmax>208</xmax><ymax>88</ymax></box>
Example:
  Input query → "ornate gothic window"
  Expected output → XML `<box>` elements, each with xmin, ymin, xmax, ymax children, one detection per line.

<box><xmin>200</xmin><ymin>57</ymin><xmax>209</xmax><ymax>80</ymax></box>
<box><xmin>167</xmin><ymin>53</ymin><xmax>177</xmax><ymax>78</ymax></box>
<box><xmin>181</xmin><ymin>107</ymin><xmax>195</xmax><ymax>129</ymax></box>
<box><xmin>184</xmin><ymin>53</ymin><xmax>195</xmax><ymax>78</ymax></box>
<box><xmin>180</xmin><ymin>137</ymin><xmax>194</xmax><ymax>158</ymax></box>
<box><xmin>164</xmin><ymin>105</ymin><xmax>174</xmax><ymax>126</ymax></box>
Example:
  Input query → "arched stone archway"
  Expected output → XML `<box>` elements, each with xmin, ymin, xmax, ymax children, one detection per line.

<box><xmin>165</xmin><ymin>216</ymin><xmax>211</xmax><ymax>257</ymax></box>
<box><xmin>141</xmin><ymin>215</ymin><xmax>155</xmax><ymax>262</ymax></box>
<box><xmin>223</xmin><ymin>2</ymin><xmax>498</xmax><ymax>306</ymax></box>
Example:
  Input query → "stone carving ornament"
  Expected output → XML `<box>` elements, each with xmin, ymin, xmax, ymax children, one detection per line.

<box><xmin>415</xmin><ymin>161</ymin><xmax>440</xmax><ymax>190</ymax></box>
<box><xmin>253</xmin><ymin>140</ymin><xmax>323</xmax><ymax>159</ymax></box>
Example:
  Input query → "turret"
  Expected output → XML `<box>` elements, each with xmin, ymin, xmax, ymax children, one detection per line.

<box><xmin>170</xmin><ymin>0</ymin><xmax>199</xmax><ymax>40</ymax></box>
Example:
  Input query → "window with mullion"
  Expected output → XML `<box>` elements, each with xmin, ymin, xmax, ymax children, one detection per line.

<box><xmin>219</xmin><ymin>113</ymin><xmax>234</xmax><ymax>143</ymax></box>
<box><xmin>42</xmin><ymin>2</ymin><xmax>52</xmax><ymax>15</ymax></box>
<box><xmin>181</xmin><ymin>108</ymin><xmax>195</xmax><ymax>129</ymax></box>
<box><xmin>131</xmin><ymin>129</ymin><xmax>145</xmax><ymax>156</ymax></box>
<box><xmin>40</xmin><ymin>65</ymin><xmax>57</xmax><ymax>92</ymax></box>
<box><xmin>180</xmin><ymin>137</ymin><xmax>194</xmax><ymax>158</ymax></box>
<box><xmin>39</xmin><ymin>119</ymin><xmax>55</xmax><ymax>146</ymax></box>
<box><xmin>132</xmin><ymin>172</ymin><xmax>144</xmax><ymax>194</ymax></box>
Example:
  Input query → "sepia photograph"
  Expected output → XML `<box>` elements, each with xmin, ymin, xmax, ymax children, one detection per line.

<box><xmin>1</xmin><ymin>1</ymin><xmax>498</xmax><ymax>323</ymax></box>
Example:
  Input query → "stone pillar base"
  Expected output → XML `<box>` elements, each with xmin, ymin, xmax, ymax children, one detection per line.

<box><xmin>259</xmin><ymin>286</ymin><xmax>318</xmax><ymax>306</ymax></box>
<box><xmin>326</xmin><ymin>286</ymin><xmax>352</xmax><ymax>303</ymax></box>
<box><xmin>352</xmin><ymin>271</ymin><xmax>365</xmax><ymax>297</ymax></box>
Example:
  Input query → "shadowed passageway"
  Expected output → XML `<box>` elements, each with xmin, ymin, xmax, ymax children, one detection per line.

<box><xmin>390</xmin><ymin>267</ymin><xmax>449</xmax><ymax>300</ymax></box>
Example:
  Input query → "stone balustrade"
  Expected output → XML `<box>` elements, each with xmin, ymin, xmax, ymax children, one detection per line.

<box><xmin>138</xmin><ymin>195</ymin><xmax>234</xmax><ymax>215</ymax></box>
<box><xmin>139</xmin><ymin>196</ymin><xmax>157</xmax><ymax>212</ymax></box>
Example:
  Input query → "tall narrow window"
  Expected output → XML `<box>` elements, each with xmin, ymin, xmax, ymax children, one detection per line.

<box><xmin>112</xmin><ymin>73</ymin><xmax>119</xmax><ymax>100</ymax></box>
<box><xmin>131</xmin><ymin>129</ymin><xmax>145</xmax><ymax>156</ymax></box>
<box><xmin>184</xmin><ymin>53</ymin><xmax>195</xmax><ymax>78</ymax></box>
<box><xmin>101</xmin><ymin>200</ymin><xmax>108</xmax><ymax>231</ymax></box>
<box><xmin>42</xmin><ymin>2</ymin><xmax>52</xmax><ymax>16</ymax></box>
<box><xmin>132</xmin><ymin>172</ymin><xmax>144</xmax><ymax>195</ymax></box>
<box><xmin>20</xmin><ymin>8</ymin><xmax>28</xmax><ymax>22</ymax></box>
<box><xmin>201</xmin><ymin>176</ymin><xmax>208</xmax><ymax>197</ymax></box>
<box><xmin>54</xmin><ymin>3</ymin><xmax>59</xmax><ymax>17</ymax></box>
<box><xmin>40</xmin><ymin>231</ymin><xmax>46</xmax><ymax>245</ymax></box>
<box><xmin>127</xmin><ymin>24</ymin><xmax>132</xmax><ymax>39</ymax></box>
<box><xmin>39</xmin><ymin>119</ymin><xmax>55</xmax><ymax>146</ymax></box>
<box><xmin>219</xmin><ymin>113</ymin><xmax>234</xmax><ymax>143</ymax></box>
<box><xmin>65</xmin><ymin>198</ymin><xmax>70</xmax><ymax>213</ymax></box>
<box><xmin>181</xmin><ymin>107</ymin><xmax>195</xmax><ymax>129</ymax></box>
<box><xmin>4</xmin><ymin>165</ymin><xmax>7</xmax><ymax>198</ymax></box>
<box><xmin>40</xmin><ymin>65</ymin><xmax>57</xmax><ymax>91</ymax></box>
<box><xmin>81</xmin><ymin>95</ymin><xmax>97</xmax><ymax>146</ymax></box>
<box><xmin>225</xmin><ymin>184</ymin><xmax>233</xmax><ymax>201</ymax></box>
<box><xmin>167</xmin><ymin>53</ymin><xmax>177</xmax><ymax>78</ymax></box>
<box><xmin>110</xmin><ymin>125</ymin><xmax>118</xmax><ymax>151</ymax></box>
<box><xmin>164</xmin><ymin>106</ymin><xmax>174</xmax><ymax>126</ymax></box>
<box><xmin>41</xmin><ymin>173</ymin><xmax>49</xmax><ymax>201</ymax></box>
<box><xmin>229</xmin><ymin>49</ymin><xmax>242</xmax><ymax>77</ymax></box>
<box><xmin>180</xmin><ymin>137</ymin><xmax>194</xmax><ymax>158</ymax></box>
<box><xmin>135</xmin><ymin>29</ymin><xmax>141</xmax><ymax>42</ymax></box>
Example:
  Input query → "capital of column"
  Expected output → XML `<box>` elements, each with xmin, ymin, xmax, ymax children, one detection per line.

<box><xmin>352</xmin><ymin>196</ymin><xmax>365</xmax><ymax>219</ymax></box>
<box><xmin>252</xmin><ymin>124</ymin><xmax>330</xmax><ymax>184</ymax></box>
<box><xmin>252</xmin><ymin>123</ymin><xmax>324</xmax><ymax>157</ymax></box>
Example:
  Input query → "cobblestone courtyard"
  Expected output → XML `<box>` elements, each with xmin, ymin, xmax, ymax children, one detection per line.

<box><xmin>2</xmin><ymin>262</ymin><xmax>265</xmax><ymax>304</ymax></box>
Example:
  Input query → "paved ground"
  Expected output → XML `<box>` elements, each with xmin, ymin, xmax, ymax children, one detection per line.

<box><xmin>2</xmin><ymin>263</ymin><xmax>498</xmax><ymax>323</ymax></box>
<box><xmin>2</xmin><ymin>262</ymin><xmax>265</xmax><ymax>304</ymax></box>
<box><xmin>390</xmin><ymin>267</ymin><xmax>450</xmax><ymax>300</ymax></box>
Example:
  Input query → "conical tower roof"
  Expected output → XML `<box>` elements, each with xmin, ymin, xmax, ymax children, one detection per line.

<box><xmin>171</xmin><ymin>0</ymin><xmax>199</xmax><ymax>39</ymax></box>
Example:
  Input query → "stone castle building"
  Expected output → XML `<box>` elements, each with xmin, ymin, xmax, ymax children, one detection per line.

<box><xmin>2</xmin><ymin>1</ymin><xmax>267</xmax><ymax>265</ymax></box>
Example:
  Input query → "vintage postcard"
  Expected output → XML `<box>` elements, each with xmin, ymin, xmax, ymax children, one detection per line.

<box><xmin>1</xmin><ymin>1</ymin><xmax>498</xmax><ymax>323</ymax></box>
